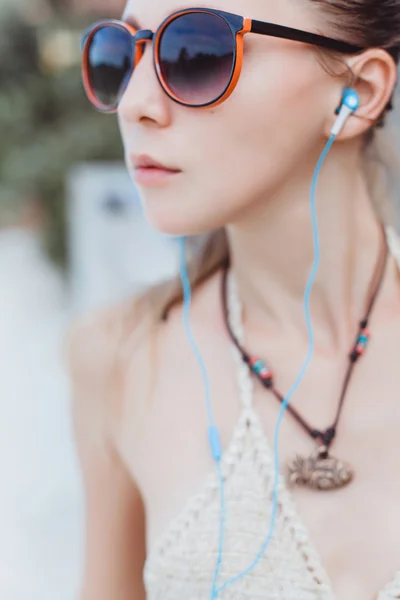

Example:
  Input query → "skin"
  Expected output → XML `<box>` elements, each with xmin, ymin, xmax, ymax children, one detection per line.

<box><xmin>69</xmin><ymin>0</ymin><xmax>400</xmax><ymax>599</ymax></box>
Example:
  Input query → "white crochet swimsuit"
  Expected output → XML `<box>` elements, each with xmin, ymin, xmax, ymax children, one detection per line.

<box><xmin>143</xmin><ymin>228</ymin><xmax>400</xmax><ymax>600</ymax></box>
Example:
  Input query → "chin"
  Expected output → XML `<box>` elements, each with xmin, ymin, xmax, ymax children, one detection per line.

<box><xmin>142</xmin><ymin>206</ymin><xmax>211</xmax><ymax>237</ymax></box>
<box><xmin>139</xmin><ymin>189</ymin><xmax>222</xmax><ymax>237</ymax></box>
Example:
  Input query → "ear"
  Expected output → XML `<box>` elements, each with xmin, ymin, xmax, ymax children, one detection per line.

<box><xmin>324</xmin><ymin>49</ymin><xmax>398</xmax><ymax>140</ymax></box>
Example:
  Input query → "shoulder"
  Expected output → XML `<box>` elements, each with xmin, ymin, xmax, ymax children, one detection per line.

<box><xmin>65</xmin><ymin>299</ymin><xmax>137</xmax><ymax>388</ymax></box>
<box><xmin>64</xmin><ymin>296</ymin><xmax>154</xmax><ymax>446</ymax></box>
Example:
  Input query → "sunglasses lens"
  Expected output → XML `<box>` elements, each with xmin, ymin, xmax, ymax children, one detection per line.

<box><xmin>85</xmin><ymin>25</ymin><xmax>133</xmax><ymax>109</ymax></box>
<box><xmin>159</xmin><ymin>12</ymin><xmax>235</xmax><ymax>106</ymax></box>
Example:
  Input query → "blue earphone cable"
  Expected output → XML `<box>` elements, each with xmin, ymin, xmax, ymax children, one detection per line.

<box><xmin>215</xmin><ymin>132</ymin><xmax>336</xmax><ymax>594</ymax></box>
<box><xmin>180</xmin><ymin>133</ymin><xmax>337</xmax><ymax>599</ymax></box>
<box><xmin>179</xmin><ymin>238</ymin><xmax>226</xmax><ymax>599</ymax></box>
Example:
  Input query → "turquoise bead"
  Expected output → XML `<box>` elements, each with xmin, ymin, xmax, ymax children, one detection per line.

<box><xmin>254</xmin><ymin>360</ymin><xmax>265</xmax><ymax>373</ymax></box>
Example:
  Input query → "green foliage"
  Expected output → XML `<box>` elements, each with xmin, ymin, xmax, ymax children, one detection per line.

<box><xmin>0</xmin><ymin>10</ymin><xmax>124</xmax><ymax>266</ymax></box>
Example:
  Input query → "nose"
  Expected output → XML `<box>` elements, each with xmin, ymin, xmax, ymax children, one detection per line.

<box><xmin>118</xmin><ymin>29</ymin><xmax>171</xmax><ymax>126</ymax></box>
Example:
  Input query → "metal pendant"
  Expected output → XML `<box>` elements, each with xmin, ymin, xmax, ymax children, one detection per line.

<box><xmin>287</xmin><ymin>445</ymin><xmax>354</xmax><ymax>491</ymax></box>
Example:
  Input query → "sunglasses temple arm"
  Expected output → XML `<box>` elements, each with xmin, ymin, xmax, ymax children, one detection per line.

<box><xmin>250</xmin><ymin>19</ymin><xmax>363</xmax><ymax>54</ymax></box>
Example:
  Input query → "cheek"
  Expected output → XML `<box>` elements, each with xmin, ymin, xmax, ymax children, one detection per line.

<box><xmin>118</xmin><ymin>113</ymin><xmax>130</xmax><ymax>149</ymax></box>
<box><xmin>231</xmin><ymin>48</ymin><xmax>327</xmax><ymax>160</ymax></box>
<box><xmin>185</xmin><ymin>51</ymin><xmax>328</xmax><ymax>204</ymax></box>
<box><xmin>122</xmin><ymin>51</ymin><xmax>330</xmax><ymax>236</ymax></box>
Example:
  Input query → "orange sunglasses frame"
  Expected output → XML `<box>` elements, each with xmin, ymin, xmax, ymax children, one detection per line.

<box><xmin>82</xmin><ymin>7</ymin><xmax>364</xmax><ymax>113</ymax></box>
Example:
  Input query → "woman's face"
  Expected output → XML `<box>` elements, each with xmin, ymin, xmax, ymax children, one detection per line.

<box><xmin>118</xmin><ymin>0</ymin><xmax>337</xmax><ymax>235</ymax></box>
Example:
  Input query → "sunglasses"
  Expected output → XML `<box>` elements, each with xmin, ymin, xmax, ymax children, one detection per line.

<box><xmin>81</xmin><ymin>7</ymin><xmax>364</xmax><ymax>112</ymax></box>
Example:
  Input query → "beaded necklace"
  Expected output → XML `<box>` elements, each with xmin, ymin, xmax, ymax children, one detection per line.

<box><xmin>221</xmin><ymin>226</ymin><xmax>389</xmax><ymax>491</ymax></box>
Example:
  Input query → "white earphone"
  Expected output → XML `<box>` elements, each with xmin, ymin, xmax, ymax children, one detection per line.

<box><xmin>331</xmin><ymin>87</ymin><xmax>360</xmax><ymax>136</ymax></box>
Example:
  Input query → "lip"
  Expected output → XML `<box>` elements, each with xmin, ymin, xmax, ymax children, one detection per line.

<box><xmin>130</xmin><ymin>154</ymin><xmax>181</xmax><ymax>186</ymax></box>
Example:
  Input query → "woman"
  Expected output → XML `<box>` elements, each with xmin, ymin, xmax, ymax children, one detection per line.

<box><xmin>68</xmin><ymin>0</ymin><xmax>400</xmax><ymax>598</ymax></box>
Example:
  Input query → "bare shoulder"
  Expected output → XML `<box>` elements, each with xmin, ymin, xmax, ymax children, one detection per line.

<box><xmin>63</xmin><ymin>269</ymin><xmax>224</xmax><ymax>449</ymax></box>
<box><xmin>64</xmin><ymin>295</ymin><xmax>154</xmax><ymax>447</ymax></box>
<box><xmin>64</xmin><ymin>298</ymin><xmax>150</xmax><ymax>600</ymax></box>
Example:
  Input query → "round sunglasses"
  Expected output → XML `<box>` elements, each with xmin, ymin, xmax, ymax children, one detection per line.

<box><xmin>81</xmin><ymin>7</ymin><xmax>365</xmax><ymax>112</ymax></box>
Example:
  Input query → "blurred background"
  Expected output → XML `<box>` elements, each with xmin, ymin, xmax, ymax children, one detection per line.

<box><xmin>0</xmin><ymin>1</ymin><xmax>177</xmax><ymax>599</ymax></box>
<box><xmin>0</xmin><ymin>0</ymin><xmax>400</xmax><ymax>599</ymax></box>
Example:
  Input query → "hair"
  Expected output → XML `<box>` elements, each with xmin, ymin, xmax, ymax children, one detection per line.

<box><xmin>117</xmin><ymin>0</ymin><xmax>400</xmax><ymax>358</ymax></box>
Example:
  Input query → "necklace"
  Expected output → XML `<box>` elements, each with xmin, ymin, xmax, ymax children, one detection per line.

<box><xmin>221</xmin><ymin>226</ymin><xmax>389</xmax><ymax>491</ymax></box>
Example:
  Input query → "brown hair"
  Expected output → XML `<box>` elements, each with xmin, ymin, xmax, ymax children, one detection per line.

<box><xmin>132</xmin><ymin>0</ymin><xmax>400</xmax><ymax>326</ymax></box>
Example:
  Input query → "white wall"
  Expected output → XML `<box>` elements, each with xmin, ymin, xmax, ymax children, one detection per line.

<box><xmin>0</xmin><ymin>164</ymin><xmax>180</xmax><ymax>600</ymax></box>
<box><xmin>66</xmin><ymin>162</ymin><xmax>178</xmax><ymax>315</ymax></box>
<box><xmin>0</xmin><ymin>228</ymin><xmax>83</xmax><ymax>600</ymax></box>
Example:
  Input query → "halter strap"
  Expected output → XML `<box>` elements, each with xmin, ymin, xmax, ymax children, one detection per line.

<box><xmin>227</xmin><ymin>271</ymin><xmax>255</xmax><ymax>411</ymax></box>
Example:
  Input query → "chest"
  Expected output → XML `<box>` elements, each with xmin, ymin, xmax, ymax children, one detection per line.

<box><xmin>252</xmin><ymin>325</ymin><xmax>400</xmax><ymax>598</ymax></box>
<box><xmin>122</xmin><ymin>314</ymin><xmax>400</xmax><ymax>599</ymax></box>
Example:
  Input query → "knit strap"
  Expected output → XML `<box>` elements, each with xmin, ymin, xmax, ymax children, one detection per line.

<box><xmin>386</xmin><ymin>225</ymin><xmax>400</xmax><ymax>268</ymax></box>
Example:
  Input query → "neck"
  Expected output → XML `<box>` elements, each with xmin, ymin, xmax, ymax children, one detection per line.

<box><xmin>227</xmin><ymin>140</ymin><xmax>389</xmax><ymax>352</ymax></box>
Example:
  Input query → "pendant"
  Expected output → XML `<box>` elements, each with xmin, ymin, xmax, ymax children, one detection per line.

<box><xmin>287</xmin><ymin>445</ymin><xmax>354</xmax><ymax>491</ymax></box>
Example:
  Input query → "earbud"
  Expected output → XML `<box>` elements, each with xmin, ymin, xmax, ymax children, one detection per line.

<box><xmin>330</xmin><ymin>88</ymin><xmax>360</xmax><ymax>136</ymax></box>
